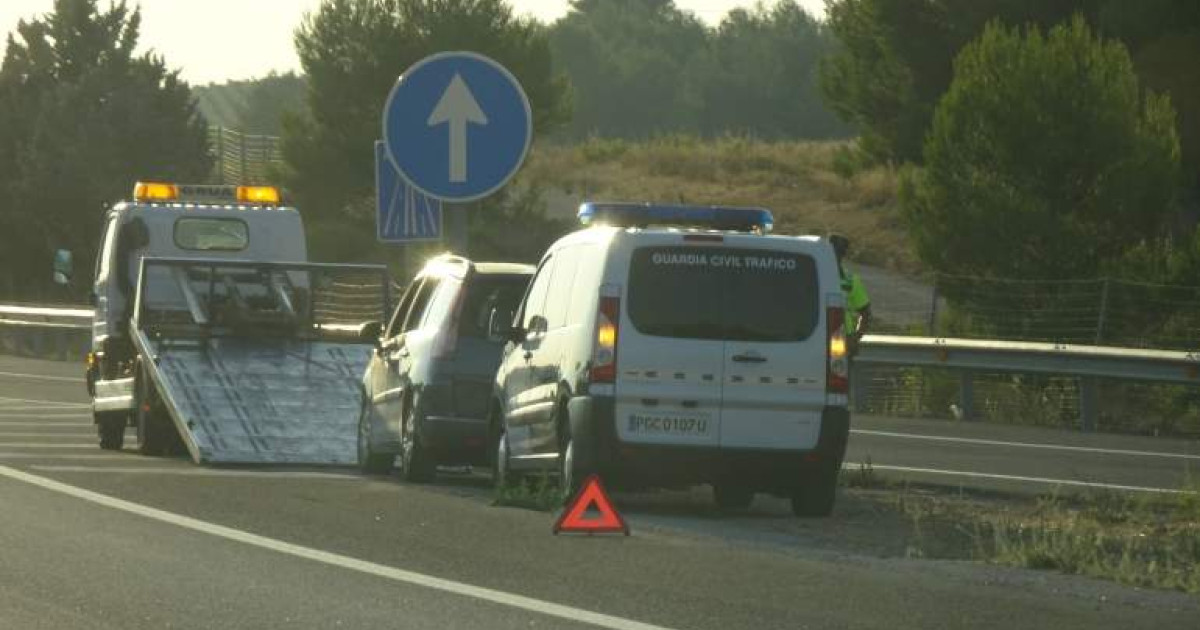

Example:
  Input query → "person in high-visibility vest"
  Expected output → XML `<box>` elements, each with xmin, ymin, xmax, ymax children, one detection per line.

<box><xmin>829</xmin><ymin>234</ymin><xmax>871</xmax><ymax>357</ymax></box>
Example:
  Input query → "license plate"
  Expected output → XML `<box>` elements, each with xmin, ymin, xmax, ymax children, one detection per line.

<box><xmin>627</xmin><ymin>412</ymin><xmax>711</xmax><ymax>437</ymax></box>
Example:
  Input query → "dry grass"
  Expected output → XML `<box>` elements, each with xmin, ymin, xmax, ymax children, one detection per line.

<box><xmin>518</xmin><ymin>135</ymin><xmax>919</xmax><ymax>273</ymax></box>
<box><xmin>846</xmin><ymin>480</ymin><xmax>1200</xmax><ymax>594</ymax></box>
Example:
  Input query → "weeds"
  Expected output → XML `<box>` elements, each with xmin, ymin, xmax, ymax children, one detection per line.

<box><xmin>853</xmin><ymin>481</ymin><xmax>1200</xmax><ymax>594</ymax></box>
<box><xmin>491</xmin><ymin>472</ymin><xmax>563</xmax><ymax>512</ymax></box>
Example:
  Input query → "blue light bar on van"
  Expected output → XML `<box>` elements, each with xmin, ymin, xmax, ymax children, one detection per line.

<box><xmin>577</xmin><ymin>203</ymin><xmax>774</xmax><ymax>233</ymax></box>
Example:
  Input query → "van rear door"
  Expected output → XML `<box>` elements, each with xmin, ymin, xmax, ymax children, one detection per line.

<box><xmin>616</xmin><ymin>246</ymin><xmax>727</xmax><ymax>448</ymax></box>
<box><xmin>618</xmin><ymin>243</ymin><xmax>825</xmax><ymax>452</ymax></box>
<box><xmin>713</xmin><ymin>247</ymin><xmax>824</xmax><ymax>450</ymax></box>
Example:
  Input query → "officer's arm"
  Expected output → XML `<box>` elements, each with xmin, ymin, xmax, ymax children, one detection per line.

<box><xmin>856</xmin><ymin>303</ymin><xmax>872</xmax><ymax>338</ymax></box>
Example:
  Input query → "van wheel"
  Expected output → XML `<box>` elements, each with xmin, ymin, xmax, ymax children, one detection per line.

<box><xmin>135</xmin><ymin>370</ymin><xmax>169</xmax><ymax>456</ymax></box>
<box><xmin>790</xmin><ymin>466</ymin><xmax>839</xmax><ymax>518</ymax></box>
<box><xmin>555</xmin><ymin>404</ymin><xmax>588</xmax><ymax>503</ymax></box>
<box><xmin>96</xmin><ymin>412</ymin><xmax>126</xmax><ymax>451</ymax></box>
<box><xmin>399</xmin><ymin>397</ymin><xmax>435</xmax><ymax>483</ymax></box>
<box><xmin>357</xmin><ymin>400</ymin><xmax>394</xmax><ymax>475</ymax></box>
<box><xmin>713</xmin><ymin>483</ymin><xmax>755</xmax><ymax>511</ymax></box>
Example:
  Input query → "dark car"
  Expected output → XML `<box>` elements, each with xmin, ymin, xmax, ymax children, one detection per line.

<box><xmin>358</xmin><ymin>255</ymin><xmax>534</xmax><ymax>480</ymax></box>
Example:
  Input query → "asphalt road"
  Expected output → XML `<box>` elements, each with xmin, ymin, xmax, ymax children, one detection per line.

<box><xmin>1</xmin><ymin>354</ymin><xmax>1197</xmax><ymax>629</ymax></box>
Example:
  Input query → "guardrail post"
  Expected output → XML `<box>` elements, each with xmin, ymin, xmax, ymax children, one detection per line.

<box><xmin>959</xmin><ymin>370</ymin><xmax>974</xmax><ymax>421</ymax></box>
<box><xmin>1079</xmin><ymin>376</ymin><xmax>1099</xmax><ymax>432</ymax></box>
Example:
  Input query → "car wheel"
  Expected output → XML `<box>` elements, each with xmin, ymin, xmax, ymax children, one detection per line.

<box><xmin>399</xmin><ymin>397</ymin><xmax>435</xmax><ymax>483</ymax></box>
<box><xmin>713</xmin><ymin>483</ymin><xmax>755</xmax><ymax>511</ymax></box>
<box><xmin>493</xmin><ymin>428</ymin><xmax>514</xmax><ymax>489</ymax></box>
<box><xmin>790</xmin><ymin>465</ymin><xmax>839</xmax><ymax>518</ymax></box>
<box><xmin>357</xmin><ymin>400</ymin><xmax>394</xmax><ymax>475</ymax></box>
<box><xmin>96</xmin><ymin>411</ymin><xmax>126</xmax><ymax>451</ymax></box>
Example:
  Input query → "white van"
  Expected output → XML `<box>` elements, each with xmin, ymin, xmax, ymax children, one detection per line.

<box><xmin>87</xmin><ymin>183</ymin><xmax>307</xmax><ymax>450</ymax></box>
<box><xmin>488</xmin><ymin>203</ymin><xmax>851</xmax><ymax>517</ymax></box>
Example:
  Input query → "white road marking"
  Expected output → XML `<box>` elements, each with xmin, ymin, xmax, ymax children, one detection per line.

<box><xmin>0</xmin><ymin>408</ymin><xmax>90</xmax><ymax>412</ymax></box>
<box><xmin>0</xmin><ymin>371</ymin><xmax>82</xmax><ymax>383</ymax></box>
<box><xmin>0</xmin><ymin>453</ymin><xmax>129</xmax><ymax>460</ymax></box>
<box><xmin>0</xmin><ymin>396</ymin><xmax>89</xmax><ymax>407</ymax></box>
<box><xmin>843</xmin><ymin>461</ymin><xmax>1194</xmax><ymax>494</ymax></box>
<box><xmin>0</xmin><ymin>422</ymin><xmax>92</xmax><ymax>427</ymax></box>
<box><xmin>851</xmin><ymin>429</ymin><xmax>1200</xmax><ymax>461</ymax></box>
<box><xmin>29</xmin><ymin>466</ymin><xmax>361</xmax><ymax>480</ymax></box>
<box><xmin>0</xmin><ymin>432</ymin><xmax>95</xmax><ymax>439</ymax></box>
<box><xmin>0</xmin><ymin>443</ymin><xmax>94</xmax><ymax>449</ymax></box>
<box><xmin>0</xmin><ymin>465</ymin><xmax>674</xmax><ymax>630</ymax></box>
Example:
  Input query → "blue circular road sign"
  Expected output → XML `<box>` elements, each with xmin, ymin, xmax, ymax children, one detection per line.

<box><xmin>383</xmin><ymin>51</ymin><xmax>532</xmax><ymax>203</ymax></box>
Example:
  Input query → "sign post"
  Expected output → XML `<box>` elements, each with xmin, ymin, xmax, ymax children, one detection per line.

<box><xmin>379</xmin><ymin>51</ymin><xmax>532</xmax><ymax>254</ymax></box>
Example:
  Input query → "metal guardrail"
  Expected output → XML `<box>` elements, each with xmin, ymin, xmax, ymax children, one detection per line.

<box><xmin>4</xmin><ymin>305</ymin><xmax>1200</xmax><ymax>431</ymax></box>
<box><xmin>855</xmin><ymin>334</ymin><xmax>1200</xmax><ymax>431</ymax></box>
<box><xmin>0</xmin><ymin>304</ymin><xmax>92</xmax><ymax>361</ymax></box>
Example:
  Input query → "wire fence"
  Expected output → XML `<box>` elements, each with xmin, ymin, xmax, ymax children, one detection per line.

<box><xmin>854</xmin><ymin>365</ymin><xmax>1200</xmax><ymax>438</ymax></box>
<box><xmin>208</xmin><ymin>127</ymin><xmax>283</xmax><ymax>186</ymax></box>
<box><xmin>866</xmin><ymin>273</ymin><xmax>1200</xmax><ymax>351</ymax></box>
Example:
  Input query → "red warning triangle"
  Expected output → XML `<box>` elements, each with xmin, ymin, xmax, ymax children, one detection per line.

<box><xmin>553</xmin><ymin>474</ymin><xmax>629</xmax><ymax>535</ymax></box>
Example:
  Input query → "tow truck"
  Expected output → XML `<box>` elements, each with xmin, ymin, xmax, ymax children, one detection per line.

<box><xmin>86</xmin><ymin>182</ymin><xmax>389</xmax><ymax>465</ymax></box>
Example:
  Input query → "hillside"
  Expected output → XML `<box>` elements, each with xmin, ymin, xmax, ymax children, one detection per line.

<box><xmin>518</xmin><ymin>137</ymin><xmax>918</xmax><ymax>274</ymax></box>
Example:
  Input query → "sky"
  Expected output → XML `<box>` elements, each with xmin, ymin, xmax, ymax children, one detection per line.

<box><xmin>0</xmin><ymin>1</ymin><xmax>827</xmax><ymax>85</ymax></box>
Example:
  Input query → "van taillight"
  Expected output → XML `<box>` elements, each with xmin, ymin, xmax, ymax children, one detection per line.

<box><xmin>433</xmin><ymin>283</ymin><xmax>468</xmax><ymax>359</ymax></box>
<box><xmin>827</xmin><ymin>306</ymin><xmax>849</xmax><ymax>394</ymax></box>
<box><xmin>590</xmin><ymin>296</ymin><xmax>620</xmax><ymax>383</ymax></box>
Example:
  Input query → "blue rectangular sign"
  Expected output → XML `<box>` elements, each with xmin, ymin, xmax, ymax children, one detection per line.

<box><xmin>376</xmin><ymin>141</ymin><xmax>443</xmax><ymax>243</ymax></box>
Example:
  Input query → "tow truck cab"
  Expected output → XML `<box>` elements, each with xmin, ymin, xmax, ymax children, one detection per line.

<box><xmin>88</xmin><ymin>182</ymin><xmax>307</xmax><ymax>447</ymax></box>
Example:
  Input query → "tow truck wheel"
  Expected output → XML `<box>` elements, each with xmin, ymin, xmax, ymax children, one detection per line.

<box><xmin>96</xmin><ymin>412</ymin><xmax>126</xmax><ymax>451</ymax></box>
<box><xmin>399</xmin><ymin>397</ymin><xmax>435</xmax><ymax>483</ymax></box>
<box><xmin>135</xmin><ymin>369</ymin><xmax>168</xmax><ymax>456</ymax></box>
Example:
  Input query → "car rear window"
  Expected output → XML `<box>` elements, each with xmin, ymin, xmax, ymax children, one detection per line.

<box><xmin>459</xmin><ymin>273</ymin><xmax>533</xmax><ymax>338</ymax></box>
<box><xmin>174</xmin><ymin>218</ymin><xmax>248</xmax><ymax>251</ymax></box>
<box><xmin>628</xmin><ymin>246</ymin><xmax>819</xmax><ymax>342</ymax></box>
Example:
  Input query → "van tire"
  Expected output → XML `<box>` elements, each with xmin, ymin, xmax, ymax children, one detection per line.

<box><xmin>555</xmin><ymin>402</ymin><xmax>588</xmax><ymax>503</ymax></box>
<box><xmin>399</xmin><ymin>396</ymin><xmax>435</xmax><ymax>483</ymax></box>
<box><xmin>790</xmin><ymin>466</ymin><xmax>838</xmax><ymax>518</ymax></box>
<box><xmin>96</xmin><ymin>412</ymin><xmax>126</xmax><ymax>451</ymax></box>
<box><xmin>713</xmin><ymin>483</ymin><xmax>755</xmax><ymax>511</ymax></box>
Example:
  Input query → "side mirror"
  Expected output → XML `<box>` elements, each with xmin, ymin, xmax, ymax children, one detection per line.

<box><xmin>488</xmin><ymin>308</ymin><xmax>519</xmax><ymax>343</ymax></box>
<box><xmin>53</xmin><ymin>249</ymin><xmax>73</xmax><ymax>286</ymax></box>
<box><xmin>527</xmin><ymin>315</ymin><xmax>549</xmax><ymax>335</ymax></box>
<box><xmin>360</xmin><ymin>321</ymin><xmax>383</xmax><ymax>347</ymax></box>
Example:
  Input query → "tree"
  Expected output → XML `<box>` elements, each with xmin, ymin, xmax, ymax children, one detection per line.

<box><xmin>901</xmin><ymin>18</ymin><xmax>1180</xmax><ymax>324</ymax></box>
<box><xmin>283</xmin><ymin>0</ymin><xmax>571</xmax><ymax>220</ymax></box>
<box><xmin>236</xmin><ymin>72</ymin><xmax>307</xmax><ymax>136</ymax></box>
<box><xmin>548</xmin><ymin>0</ymin><xmax>707</xmax><ymax>139</ymax></box>
<box><xmin>820</xmin><ymin>0</ymin><xmax>1106</xmax><ymax>164</ymax></box>
<box><xmin>0</xmin><ymin>0</ymin><xmax>210</xmax><ymax>300</ymax></box>
<box><xmin>690</xmin><ymin>1</ymin><xmax>849</xmax><ymax>139</ymax></box>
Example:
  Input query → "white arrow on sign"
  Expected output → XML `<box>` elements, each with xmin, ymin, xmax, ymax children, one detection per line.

<box><xmin>427</xmin><ymin>73</ymin><xmax>488</xmax><ymax>183</ymax></box>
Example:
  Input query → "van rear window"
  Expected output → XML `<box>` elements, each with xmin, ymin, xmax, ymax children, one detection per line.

<box><xmin>174</xmin><ymin>218</ymin><xmax>248</xmax><ymax>251</ymax></box>
<box><xmin>628</xmin><ymin>246</ymin><xmax>819</xmax><ymax>342</ymax></box>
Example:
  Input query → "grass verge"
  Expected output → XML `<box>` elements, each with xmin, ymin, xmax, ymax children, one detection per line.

<box><xmin>846</xmin><ymin>478</ymin><xmax>1200</xmax><ymax>594</ymax></box>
